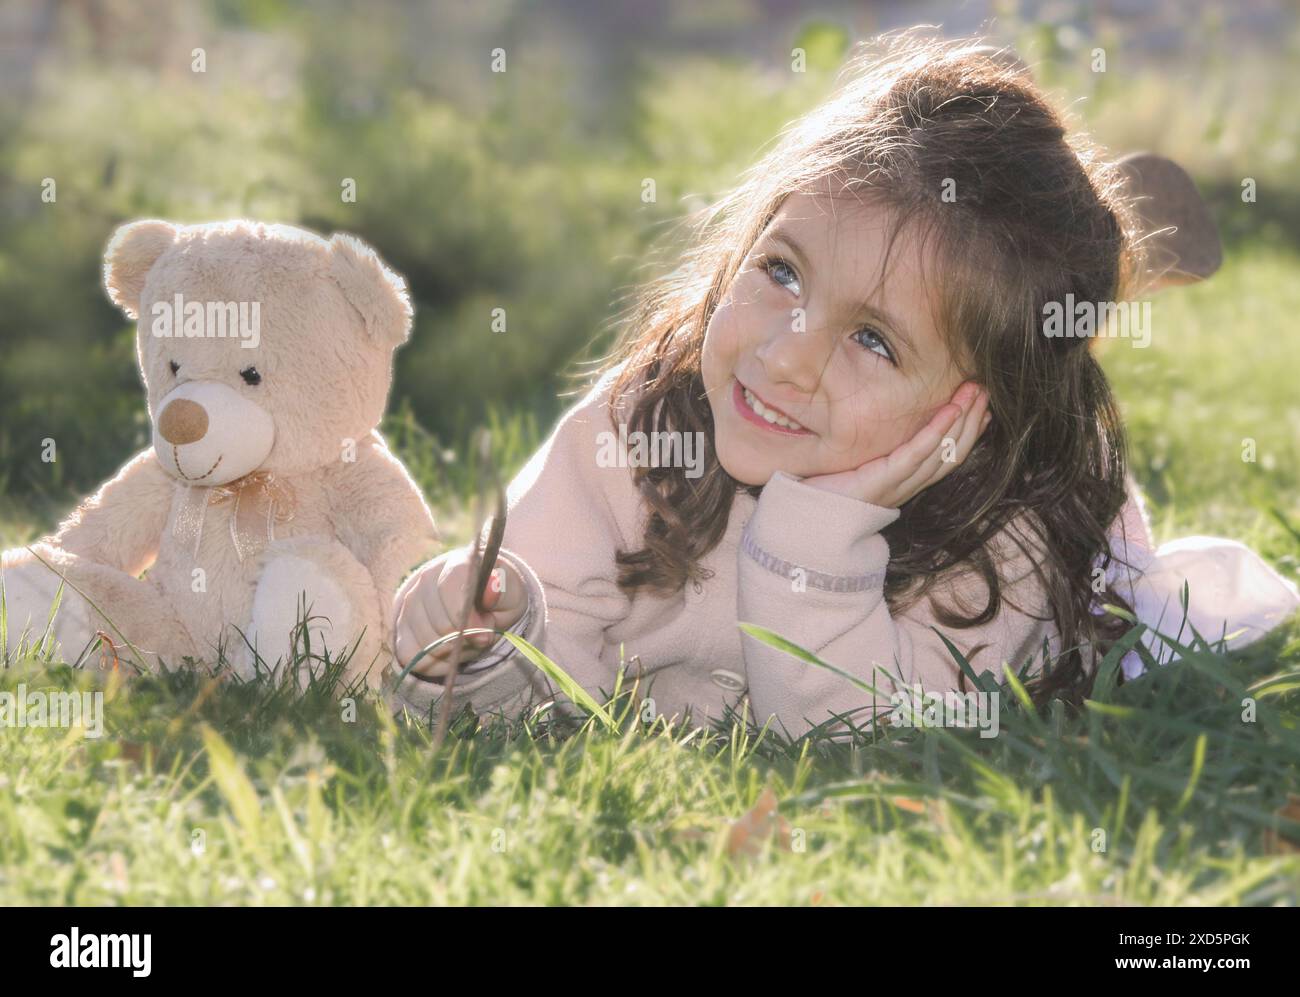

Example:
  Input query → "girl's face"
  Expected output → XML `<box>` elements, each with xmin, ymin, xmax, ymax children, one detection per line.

<box><xmin>702</xmin><ymin>192</ymin><xmax>967</xmax><ymax>487</ymax></box>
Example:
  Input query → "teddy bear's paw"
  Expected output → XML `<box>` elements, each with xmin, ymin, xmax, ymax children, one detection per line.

<box><xmin>244</xmin><ymin>549</ymin><xmax>362</xmax><ymax>688</ymax></box>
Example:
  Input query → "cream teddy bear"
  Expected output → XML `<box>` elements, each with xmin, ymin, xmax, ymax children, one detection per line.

<box><xmin>1</xmin><ymin>219</ymin><xmax>438</xmax><ymax>687</ymax></box>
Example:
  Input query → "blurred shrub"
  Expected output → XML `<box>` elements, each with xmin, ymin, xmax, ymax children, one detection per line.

<box><xmin>0</xmin><ymin>0</ymin><xmax>1295</xmax><ymax>511</ymax></box>
<box><xmin>0</xmin><ymin>1</ymin><xmax>828</xmax><ymax>504</ymax></box>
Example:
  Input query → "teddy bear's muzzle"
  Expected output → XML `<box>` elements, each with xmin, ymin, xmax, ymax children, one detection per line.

<box><xmin>152</xmin><ymin>380</ymin><xmax>275</xmax><ymax>486</ymax></box>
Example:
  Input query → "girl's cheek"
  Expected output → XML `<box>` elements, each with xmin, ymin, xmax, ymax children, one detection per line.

<box><xmin>727</xmin><ymin>270</ymin><xmax>777</xmax><ymax>321</ymax></box>
<box><xmin>701</xmin><ymin>306</ymin><xmax>739</xmax><ymax>403</ymax></box>
<box><xmin>829</xmin><ymin>384</ymin><xmax>911</xmax><ymax>463</ymax></box>
<box><xmin>705</xmin><ymin>299</ymin><xmax>743</xmax><ymax>362</ymax></box>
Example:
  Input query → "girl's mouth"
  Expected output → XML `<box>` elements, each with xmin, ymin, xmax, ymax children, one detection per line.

<box><xmin>732</xmin><ymin>378</ymin><xmax>813</xmax><ymax>436</ymax></box>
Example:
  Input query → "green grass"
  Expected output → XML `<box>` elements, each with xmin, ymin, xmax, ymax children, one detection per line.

<box><xmin>1</xmin><ymin>615</ymin><xmax>1297</xmax><ymax>905</ymax></box>
<box><xmin>2</xmin><ymin>245</ymin><xmax>1299</xmax><ymax>906</ymax></box>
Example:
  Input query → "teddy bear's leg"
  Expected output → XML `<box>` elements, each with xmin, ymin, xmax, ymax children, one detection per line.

<box><xmin>1</xmin><ymin>546</ymin><xmax>94</xmax><ymax>663</ymax></box>
<box><xmin>242</xmin><ymin>538</ymin><xmax>386</xmax><ymax>691</ymax></box>
<box><xmin>1</xmin><ymin>544</ymin><xmax>189</xmax><ymax>670</ymax></box>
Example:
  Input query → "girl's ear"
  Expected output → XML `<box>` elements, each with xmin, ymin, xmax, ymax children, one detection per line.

<box><xmin>327</xmin><ymin>232</ymin><xmax>414</xmax><ymax>348</ymax></box>
<box><xmin>1117</xmin><ymin>152</ymin><xmax>1222</xmax><ymax>292</ymax></box>
<box><xmin>103</xmin><ymin>220</ymin><xmax>177</xmax><ymax>319</ymax></box>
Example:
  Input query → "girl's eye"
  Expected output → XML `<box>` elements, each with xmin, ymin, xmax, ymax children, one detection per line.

<box><xmin>851</xmin><ymin>326</ymin><xmax>896</xmax><ymax>365</ymax></box>
<box><xmin>759</xmin><ymin>256</ymin><xmax>802</xmax><ymax>297</ymax></box>
<box><xmin>169</xmin><ymin>360</ymin><xmax>180</xmax><ymax>375</ymax></box>
<box><xmin>240</xmin><ymin>366</ymin><xmax>262</xmax><ymax>386</ymax></box>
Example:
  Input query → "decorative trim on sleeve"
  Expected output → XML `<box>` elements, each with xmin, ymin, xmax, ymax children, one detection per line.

<box><xmin>740</xmin><ymin>524</ymin><xmax>887</xmax><ymax>593</ymax></box>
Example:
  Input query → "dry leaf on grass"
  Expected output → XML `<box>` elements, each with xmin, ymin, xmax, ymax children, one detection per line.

<box><xmin>1262</xmin><ymin>793</ymin><xmax>1300</xmax><ymax>855</ymax></box>
<box><xmin>727</xmin><ymin>785</ymin><xmax>792</xmax><ymax>857</ymax></box>
<box><xmin>890</xmin><ymin>796</ymin><xmax>927</xmax><ymax>814</ymax></box>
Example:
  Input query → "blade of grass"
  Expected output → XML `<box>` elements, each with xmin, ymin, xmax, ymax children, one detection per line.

<box><xmin>737</xmin><ymin>621</ymin><xmax>892</xmax><ymax>699</ymax></box>
<box><xmin>499</xmin><ymin>631</ymin><xmax>615</xmax><ymax>731</ymax></box>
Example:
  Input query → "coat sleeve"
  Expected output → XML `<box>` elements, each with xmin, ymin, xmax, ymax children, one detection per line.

<box><xmin>736</xmin><ymin>470</ymin><xmax>1057</xmax><ymax>739</ymax></box>
<box><xmin>388</xmin><ymin>370</ymin><xmax>639</xmax><ymax>726</ymax></box>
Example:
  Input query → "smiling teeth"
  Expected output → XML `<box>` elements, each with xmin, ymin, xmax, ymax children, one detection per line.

<box><xmin>743</xmin><ymin>387</ymin><xmax>805</xmax><ymax>430</ymax></box>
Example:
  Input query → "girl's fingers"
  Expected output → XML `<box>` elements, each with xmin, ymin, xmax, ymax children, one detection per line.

<box><xmin>959</xmin><ymin>388</ymin><xmax>989</xmax><ymax>441</ymax></box>
<box><xmin>432</xmin><ymin>560</ymin><xmax>501</xmax><ymax>655</ymax></box>
<box><xmin>936</xmin><ymin>390</ymin><xmax>988</xmax><ymax>475</ymax></box>
<box><xmin>885</xmin><ymin>401</ymin><xmax>963</xmax><ymax>484</ymax></box>
<box><xmin>483</xmin><ymin>560</ymin><xmax>527</xmax><ymax>614</ymax></box>
<box><xmin>466</xmin><ymin>609</ymin><xmax>499</xmax><ymax>649</ymax></box>
<box><xmin>401</xmin><ymin>632</ymin><xmax>451</xmax><ymax>679</ymax></box>
<box><xmin>394</xmin><ymin>622</ymin><xmax>420</xmax><ymax>667</ymax></box>
<box><xmin>810</xmin><ymin>381</ymin><xmax>985</xmax><ymax>508</ymax></box>
<box><xmin>436</xmin><ymin>558</ymin><xmax>470</xmax><ymax>599</ymax></box>
<box><xmin>399</xmin><ymin>582</ymin><xmax>439</xmax><ymax>651</ymax></box>
<box><xmin>443</xmin><ymin>553</ymin><xmax>514</xmax><ymax>614</ymax></box>
<box><xmin>423</xmin><ymin>587</ymin><xmax>465</xmax><ymax>660</ymax></box>
<box><xmin>394</xmin><ymin>582</ymin><xmax>435</xmax><ymax>671</ymax></box>
<box><xmin>408</xmin><ymin>603</ymin><xmax>456</xmax><ymax>671</ymax></box>
<box><xmin>396</xmin><ymin>609</ymin><xmax>451</xmax><ymax>678</ymax></box>
<box><xmin>392</xmin><ymin>556</ymin><xmax>480</xmax><ymax>678</ymax></box>
<box><xmin>409</xmin><ymin>651</ymin><xmax>452</xmax><ymax>680</ymax></box>
<box><xmin>900</xmin><ymin>388</ymin><xmax>987</xmax><ymax>494</ymax></box>
<box><xmin>393</xmin><ymin>580</ymin><xmax>418</xmax><ymax>648</ymax></box>
<box><xmin>899</xmin><ymin>423</ymin><xmax>963</xmax><ymax>494</ymax></box>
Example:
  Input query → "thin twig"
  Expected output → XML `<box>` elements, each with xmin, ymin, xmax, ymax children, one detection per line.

<box><xmin>430</xmin><ymin>428</ymin><xmax>502</xmax><ymax>752</ymax></box>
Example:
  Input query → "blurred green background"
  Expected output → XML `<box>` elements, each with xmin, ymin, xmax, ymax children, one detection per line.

<box><xmin>1</xmin><ymin>0</ymin><xmax>1298</xmax><ymax>545</ymax></box>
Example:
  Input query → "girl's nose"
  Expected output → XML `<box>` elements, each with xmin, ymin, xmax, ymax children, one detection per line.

<box><xmin>754</xmin><ymin>319</ymin><xmax>826</xmax><ymax>394</ymax></box>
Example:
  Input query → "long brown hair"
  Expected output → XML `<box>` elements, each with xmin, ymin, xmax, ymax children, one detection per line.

<box><xmin>593</xmin><ymin>32</ymin><xmax>1148</xmax><ymax>708</ymax></box>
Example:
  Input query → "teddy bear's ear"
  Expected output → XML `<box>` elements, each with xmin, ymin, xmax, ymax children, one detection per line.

<box><xmin>327</xmin><ymin>233</ymin><xmax>413</xmax><ymax>347</ymax></box>
<box><xmin>103</xmin><ymin>220</ymin><xmax>177</xmax><ymax>319</ymax></box>
<box><xmin>1117</xmin><ymin>153</ymin><xmax>1223</xmax><ymax>293</ymax></box>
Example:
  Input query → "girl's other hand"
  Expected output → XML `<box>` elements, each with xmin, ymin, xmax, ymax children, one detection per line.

<box><xmin>801</xmin><ymin>381</ymin><xmax>990</xmax><ymax>509</ymax></box>
<box><xmin>393</xmin><ymin>546</ymin><xmax>527</xmax><ymax>679</ymax></box>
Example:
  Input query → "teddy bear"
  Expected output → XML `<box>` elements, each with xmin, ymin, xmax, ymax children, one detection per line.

<box><xmin>0</xmin><ymin>219</ymin><xmax>439</xmax><ymax>689</ymax></box>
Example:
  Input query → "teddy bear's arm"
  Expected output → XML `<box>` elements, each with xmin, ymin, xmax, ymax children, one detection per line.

<box><xmin>328</xmin><ymin>432</ymin><xmax>439</xmax><ymax>599</ymax></box>
<box><xmin>51</xmin><ymin>449</ymin><xmax>176</xmax><ymax>576</ymax></box>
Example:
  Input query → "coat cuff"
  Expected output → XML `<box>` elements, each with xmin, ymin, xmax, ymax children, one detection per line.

<box><xmin>743</xmin><ymin>470</ymin><xmax>900</xmax><ymax>585</ymax></box>
<box><xmin>386</xmin><ymin>546</ymin><xmax>551</xmax><ymax>719</ymax></box>
<box><xmin>458</xmin><ymin>546</ymin><xmax>547</xmax><ymax>673</ymax></box>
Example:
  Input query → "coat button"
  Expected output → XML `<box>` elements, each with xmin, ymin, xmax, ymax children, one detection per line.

<box><xmin>710</xmin><ymin>668</ymin><xmax>746</xmax><ymax>692</ymax></box>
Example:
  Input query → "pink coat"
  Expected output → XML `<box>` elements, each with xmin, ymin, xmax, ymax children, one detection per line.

<box><xmin>391</xmin><ymin>365</ymin><xmax>1298</xmax><ymax>737</ymax></box>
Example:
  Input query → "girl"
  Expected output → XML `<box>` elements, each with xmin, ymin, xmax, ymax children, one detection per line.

<box><xmin>389</xmin><ymin>36</ymin><xmax>1299</xmax><ymax>738</ymax></box>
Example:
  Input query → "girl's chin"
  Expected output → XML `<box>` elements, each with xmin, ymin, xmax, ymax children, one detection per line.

<box><xmin>717</xmin><ymin>446</ymin><xmax>793</xmax><ymax>487</ymax></box>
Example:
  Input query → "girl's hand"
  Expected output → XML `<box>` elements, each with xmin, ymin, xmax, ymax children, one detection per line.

<box><xmin>394</xmin><ymin>546</ymin><xmax>527</xmax><ymax>679</ymax></box>
<box><xmin>800</xmin><ymin>381</ymin><xmax>990</xmax><ymax>509</ymax></box>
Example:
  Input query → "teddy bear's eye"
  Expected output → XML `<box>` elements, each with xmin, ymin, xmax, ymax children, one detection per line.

<box><xmin>240</xmin><ymin>366</ymin><xmax>262</xmax><ymax>386</ymax></box>
<box><xmin>169</xmin><ymin>360</ymin><xmax>180</xmax><ymax>375</ymax></box>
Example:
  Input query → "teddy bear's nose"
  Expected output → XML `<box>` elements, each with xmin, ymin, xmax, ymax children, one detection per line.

<box><xmin>158</xmin><ymin>398</ymin><xmax>209</xmax><ymax>445</ymax></box>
